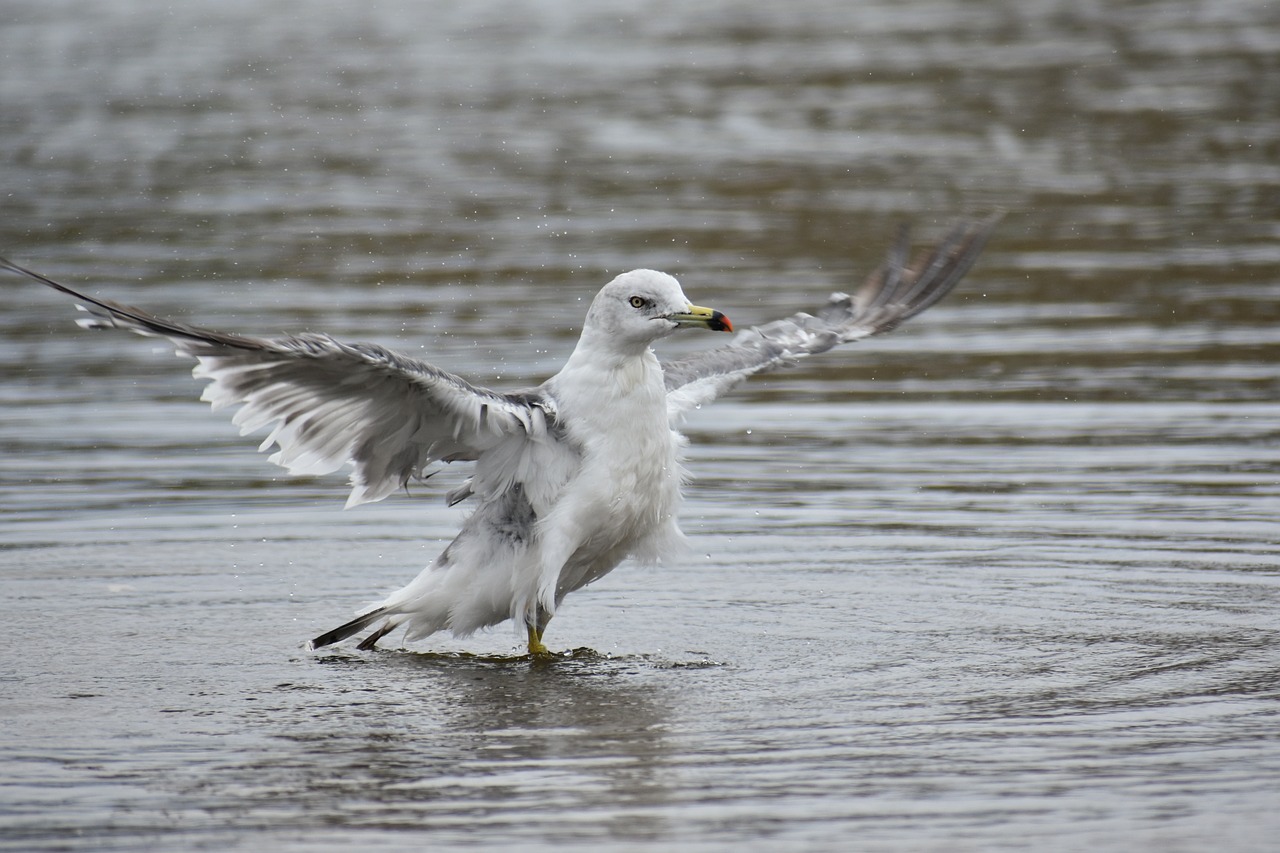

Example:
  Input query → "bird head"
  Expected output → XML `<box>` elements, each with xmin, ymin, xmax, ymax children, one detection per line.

<box><xmin>583</xmin><ymin>269</ymin><xmax>732</xmax><ymax>353</ymax></box>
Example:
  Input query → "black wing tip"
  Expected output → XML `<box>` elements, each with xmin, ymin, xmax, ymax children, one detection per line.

<box><xmin>891</xmin><ymin>210</ymin><xmax>1003</xmax><ymax>311</ymax></box>
<box><xmin>2</xmin><ymin>253</ymin><xmax>86</xmax><ymax>300</ymax></box>
<box><xmin>3</xmin><ymin>253</ymin><xmax>272</xmax><ymax>350</ymax></box>
<box><xmin>307</xmin><ymin>607</ymin><xmax>390</xmax><ymax>651</ymax></box>
<box><xmin>841</xmin><ymin>210</ymin><xmax>1002</xmax><ymax>339</ymax></box>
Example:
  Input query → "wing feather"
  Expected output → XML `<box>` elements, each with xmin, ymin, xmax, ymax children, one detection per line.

<box><xmin>661</xmin><ymin>212</ymin><xmax>1001</xmax><ymax>421</ymax></box>
<box><xmin>4</xmin><ymin>257</ymin><xmax>553</xmax><ymax>507</ymax></box>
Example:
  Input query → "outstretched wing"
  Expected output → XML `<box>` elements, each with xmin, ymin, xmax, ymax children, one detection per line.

<box><xmin>5</xmin><ymin>257</ymin><xmax>554</xmax><ymax>507</ymax></box>
<box><xmin>662</xmin><ymin>213</ymin><xmax>1001</xmax><ymax>421</ymax></box>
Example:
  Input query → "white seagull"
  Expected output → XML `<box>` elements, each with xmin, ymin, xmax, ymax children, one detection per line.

<box><xmin>4</xmin><ymin>214</ymin><xmax>998</xmax><ymax>655</ymax></box>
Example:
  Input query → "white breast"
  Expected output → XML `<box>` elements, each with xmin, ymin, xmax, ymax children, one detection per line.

<box><xmin>536</xmin><ymin>350</ymin><xmax>686</xmax><ymax>600</ymax></box>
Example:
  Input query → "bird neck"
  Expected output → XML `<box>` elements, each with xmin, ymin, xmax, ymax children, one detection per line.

<box><xmin>564</xmin><ymin>323</ymin><xmax>658</xmax><ymax>371</ymax></box>
<box><xmin>557</xmin><ymin>339</ymin><xmax>664</xmax><ymax>406</ymax></box>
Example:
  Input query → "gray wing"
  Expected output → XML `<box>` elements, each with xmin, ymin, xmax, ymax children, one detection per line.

<box><xmin>662</xmin><ymin>213</ymin><xmax>1001</xmax><ymax>421</ymax></box>
<box><xmin>5</xmin><ymin>257</ymin><xmax>554</xmax><ymax>507</ymax></box>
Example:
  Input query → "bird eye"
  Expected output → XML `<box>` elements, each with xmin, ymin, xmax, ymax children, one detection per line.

<box><xmin>629</xmin><ymin>296</ymin><xmax>647</xmax><ymax>309</ymax></box>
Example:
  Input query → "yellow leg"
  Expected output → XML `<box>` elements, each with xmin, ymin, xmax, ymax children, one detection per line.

<box><xmin>526</xmin><ymin>623</ymin><xmax>550</xmax><ymax>656</ymax></box>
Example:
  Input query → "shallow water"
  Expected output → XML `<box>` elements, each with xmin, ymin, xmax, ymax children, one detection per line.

<box><xmin>2</xmin><ymin>0</ymin><xmax>1280</xmax><ymax>850</ymax></box>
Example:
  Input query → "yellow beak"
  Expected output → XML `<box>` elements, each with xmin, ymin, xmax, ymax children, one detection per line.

<box><xmin>668</xmin><ymin>304</ymin><xmax>733</xmax><ymax>333</ymax></box>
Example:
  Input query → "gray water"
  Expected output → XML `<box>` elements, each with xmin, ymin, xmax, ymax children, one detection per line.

<box><xmin>3</xmin><ymin>1</ymin><xmax>1279</xmax><ymax>850</ymax></box>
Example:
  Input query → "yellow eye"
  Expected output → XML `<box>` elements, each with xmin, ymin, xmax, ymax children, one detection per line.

<box><xmin>629</xmin><ymin>296</ymin><xmax>647</xmax><ymax>309</ymax></box>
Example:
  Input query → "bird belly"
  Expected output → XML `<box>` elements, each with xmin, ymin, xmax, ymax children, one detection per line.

<box><xmin>542</xmin><ymin>414</ymin><xmax>686</xmax><ymax>603</ymax></box>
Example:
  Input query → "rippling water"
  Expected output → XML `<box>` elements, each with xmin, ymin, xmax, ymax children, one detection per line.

<box><xmin>3</xmin><ymin>1</ymin><xmax>1279</xmax><ymax>850</ymax></box>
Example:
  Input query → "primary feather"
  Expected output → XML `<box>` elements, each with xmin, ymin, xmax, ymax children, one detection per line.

<box><xmin>662</xmin><ymin>214</ymin><xmax>1000</xmax><ymax>420</ymax></box>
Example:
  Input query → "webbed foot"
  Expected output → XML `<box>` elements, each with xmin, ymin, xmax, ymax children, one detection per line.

<box><xmin>526</xmin><ymin>623</ymin><xmax>551</xmax><ymax>657</ymax></box>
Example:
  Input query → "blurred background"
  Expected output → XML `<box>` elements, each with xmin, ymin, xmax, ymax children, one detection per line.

<box><xmin>2</xmin><ymin>1</ymin><xmax>1278</xmax><ymax>851</ymax></box>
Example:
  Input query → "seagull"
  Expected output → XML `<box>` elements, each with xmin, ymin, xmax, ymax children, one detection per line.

<box><xmin>4</xmin><ymin>214</ymin><xmax>998</xmax><ymax>655</ymax></box>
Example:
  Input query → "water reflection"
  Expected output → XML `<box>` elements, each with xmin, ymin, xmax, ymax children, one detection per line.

<box><xmin>188</xmin><ymin>651</ymin><xmax>683</xmax><ymax>837</ymax></box>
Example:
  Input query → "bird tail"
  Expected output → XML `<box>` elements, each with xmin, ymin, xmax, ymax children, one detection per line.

<box><xmin>308</xmin><ymin>606</ymin><xmax>391</xmax><ymax>650</ymax></box>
